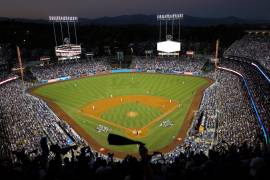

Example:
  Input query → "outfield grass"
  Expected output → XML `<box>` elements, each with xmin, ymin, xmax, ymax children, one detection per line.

<box><xmin>33</xmin><ymin>73</ymin><xmax>209</xmax><ymax>153</ymax></box>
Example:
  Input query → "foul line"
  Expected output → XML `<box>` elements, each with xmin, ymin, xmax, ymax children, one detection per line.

<box><xmin>82</xmin><ymin>113</ymin><xmax>133</xmax><ymax>132</ymax></box>
<box><xmin>141</xmin><ymin>104</ymin><xmax>179</xmax><ymax>130</ymax></box>
<box><xmin>81</xmin><ymin>103</ymin><xmax>180</xmax><ymax>132</ymax></box>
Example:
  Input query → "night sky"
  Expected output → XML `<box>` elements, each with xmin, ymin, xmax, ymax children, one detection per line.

<box><xmin>0</xmin><ymin>0</ymin><xmax>270</xmax><ymax>20</ymax></box>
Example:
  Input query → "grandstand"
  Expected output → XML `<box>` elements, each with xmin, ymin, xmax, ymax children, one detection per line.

<box><xmin>224</xmin><ymin>33</ymin><xmax>270</xmax><ymax>71</ymax></box>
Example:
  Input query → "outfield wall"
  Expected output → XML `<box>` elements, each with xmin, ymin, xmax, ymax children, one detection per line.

<box><xmin>111</xmin><ymin>69</ymin><xmax>141</xmax><ymax>73</ymax></box>
<box><xmin>39</xmin><ymin>69</ymin><xmax>200</xmax><ymax>83</ymax></box>
<box><xmin>40</xmin><ymin>76</ymin><xmax>72</xmax><ymax>84</ymax></box>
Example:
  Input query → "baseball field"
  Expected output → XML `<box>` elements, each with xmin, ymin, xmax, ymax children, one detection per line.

<box><xmin>31</xmin><ymin>73</ymin><xmax>211</xmax><ymax>157</ymax></box>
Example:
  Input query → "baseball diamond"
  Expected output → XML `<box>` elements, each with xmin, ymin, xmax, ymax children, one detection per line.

<box><xmin>31</xmin><ymin>73</ymin><xmax>211</xmax><ymax>157</ymax></box>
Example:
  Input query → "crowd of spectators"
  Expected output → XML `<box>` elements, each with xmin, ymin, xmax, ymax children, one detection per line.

<box><xmin>0</xmin><ymin>81</ymin><xmax>86</xmax><ymax>162</ymax></box>
<box><xmin>214</xmin><ymin>71</ymin><xmax>262</xmax><ymax>147</ymax></box>
<box><xmin>31</xmin><ymin>58</ymin><xmax>111</xmax><ymax>80</ymax></box>
<box><xmin>224</xmin><ymin>34</ymin><xmax>270</xmax><ymax>70</ymax></box>
<box><xmin>220</xmin><ymin>59</ymin><xmax>270</xmax><ymax>137</ymax></box>
<box><xmin>0</xmin><ymin>133</ymin><xmax>269</xmax><ymax>180</ymax></box>
<box><xmin>131</xmin><ymin>56</ymin><xmax>207</xmax><ymax>74</ymax></box>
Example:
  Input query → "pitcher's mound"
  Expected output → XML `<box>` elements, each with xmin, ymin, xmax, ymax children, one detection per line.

<box><xmin>127</xmin><ymin>111</ymin><xmax>138</xmax><ymax>118</ymax></box>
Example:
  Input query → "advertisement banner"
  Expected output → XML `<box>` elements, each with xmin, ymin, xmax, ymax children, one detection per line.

<box><xmin>59</xmin><ymin>76</ymin><xmax>71</xmax><ymax>81</ymax></box>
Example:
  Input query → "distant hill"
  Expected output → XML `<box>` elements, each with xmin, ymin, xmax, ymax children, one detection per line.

<box><xmin>1</xmin><ymin>14</ymin><xmax>270</xmax><ymax>26</ymax></box>
<box><xmin>0</xmin><ymin>17</ymin><xmax>48</xmax><ymax>24</ymax></box>
<box><xmin>80</xmin><ymin>14</ymin><xmax>270</xmax><ymax>26</ymax></box>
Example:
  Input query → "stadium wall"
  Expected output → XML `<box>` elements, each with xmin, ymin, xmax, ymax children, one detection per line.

<box><xmin>111</xmin><ymin>69</ymin><xmax>142</xmax><ymax>73</ymax></box>
<box><xmin>38</xmin><ymin>69</ymin><xmax>201</xmax><ymax>83</ymax></box>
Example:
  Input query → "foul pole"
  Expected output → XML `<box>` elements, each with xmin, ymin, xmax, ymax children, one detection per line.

<box><xmin>213</xmin><ymin>39</ymin><xmax>220</xmax><ymax>80</ymax></box>
<box><xmin>16</xmin><ymin>46</ymin><xmax>25</xmax><ymax>93</ymax></box>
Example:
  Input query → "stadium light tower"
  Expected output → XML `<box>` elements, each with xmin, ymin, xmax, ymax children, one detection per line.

<box><xmin>49</xmin><ymin>16</ymin><xmax>79</xmax><ymax>44</ymax></box>
<box><xmin>157</xmin><ymin>13</ymin><xmax>184</xmax><ymax>56</ymax></box>
<box><xmin>157</xmin><ymin>14</ymin><xmax>183</xmax><ymax>42</ymax></box>
<box><xmin>49</xmin><ymin>16</ymin><xmax>81</xmax><ymax>62</ymax></box>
